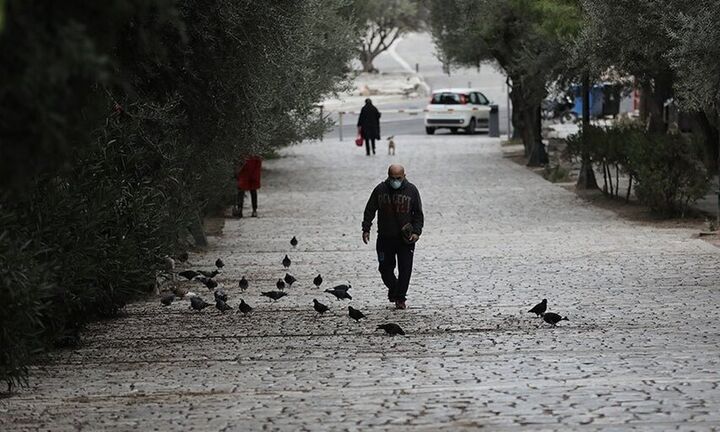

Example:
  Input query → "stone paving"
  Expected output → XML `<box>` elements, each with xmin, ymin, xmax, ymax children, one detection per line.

<box><xmin>2</xmin><ymin>135</ymin><xmax>719</xmax><ymax>431</ymax></box>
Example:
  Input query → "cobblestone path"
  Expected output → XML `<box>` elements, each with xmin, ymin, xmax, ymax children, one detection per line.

<box><xmin>2</xmin><ymin>136</ymin><xmax>719</xmax><ymax>431</ymax></box>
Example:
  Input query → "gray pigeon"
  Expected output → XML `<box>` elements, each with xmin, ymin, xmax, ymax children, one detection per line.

<box><xmin>313</xmin><ymin>274</ymin><xmax>323</xmax><ymax>288</ymax></box>
<box><xmin>377</xmin><ymin>323</ymin><xmax>405</xmax><ymax>336</ymax></box>
<box><xmin>160</xmin><ymin>292</ymin><xmax>175</xmax><ymax>306</ymax></box>
<box><xmin>190</xmin><ymin>296</ymin><xmax>212</xmax><ymax>311</ymax></box>
<box><xmin>325</xmin><ymin>288</ymin><xmax>352</xmax><ymax>300</ymax></box>
<box><xmin>178</xmin><ymin>270</ymin><xmax>199</xmax><ymax>280</ymax></box>
<box><xmin>348</xmin><ymin>306</ymin><xmax>366</xmax><ymax>321</ymax></box>
<box><xmin>313</xmin><ymin>299</ymin><xmax>329</xmax><ymax>315</ymax></box>
<box><xmin>215</xmin><ymin>258</ymin><xmax>225</xmax><ymax>269</ymax></box>
<box><xmin>290</xmin><ymin>236</ymin><xmax>298</xmax><ymax>247</ymax></box>
<box><xmin>331</xmin><ymin>283</ymin><xmax>351</xmax><ymax>292</ymax></box>
<box><xmin>238</xmin><ymin>299</ymin><xmax>253</xmax><ymax>315</ymax></box>
<box><xmin>214</xmin><ymin>289</ymin><xmax>228</xmax><ymax>303</ymax></box>
<box><xmin>276</xmin><ymin>279</ymin><xmax>286</xmax><ymax>291</ymax></box>
<box><xmin>216</xmin><ymin>299</ymin><xmax>233</xmax><ymax>313</ymax></box>
<box><xmin>543</xmin><ymin>312</ymin><xmax>568</xmax><ymax>326</ymax></box>
<box><xmin>262</xmin><ymin>291</ymin><xmax>287</xmax><ymax>301</ymax></box>
<box><xmin>282</xmin><ymin>255</ymin><xmax>291</xmax><ymax>268</ymax></box>
<box><xmin>284</xmin><ymin>273</ymin><xmax>296</xmax><ymax>288</ymax></box>
<box><xmin>239</xmin><ymin>276</ymin><xmax>249</xmax><ymax>291</ymax></box>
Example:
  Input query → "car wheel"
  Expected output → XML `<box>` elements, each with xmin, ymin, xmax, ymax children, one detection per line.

<box><xmin>465</xmin><ymin>118</ymin><xmax>476</xmax><ymax>134</ymax></box>
<box><xmin>425</xmin><ymin>127</ymin><xmax>435</xmax><ymax>135</ymax></box>
<box><xmin>450</xmin><ymin>127</ymin><xmax>459</xmax><ymax>134</ymax></box>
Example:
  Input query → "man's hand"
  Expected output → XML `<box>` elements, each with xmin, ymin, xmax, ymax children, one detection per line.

<box><xmin>409</xmin><ymin>233</ymin><xmax>419</xmax><ymax>243</ymax></box>
<box><xmin>362</xmin><ymin>231</ymin><xmax>370</xmax><ymax>244</ymax></box>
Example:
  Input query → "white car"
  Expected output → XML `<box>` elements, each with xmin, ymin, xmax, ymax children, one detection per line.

<box><xmin>424</xmin><ymin>88</ymin><xmax>492</xmax><ymax>135</ymax></box>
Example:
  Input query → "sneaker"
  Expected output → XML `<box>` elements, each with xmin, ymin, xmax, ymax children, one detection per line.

<box><xmin>395</xmin><ymin>301</ymin><xmax>406</xmax><ymax>310</ymax></box>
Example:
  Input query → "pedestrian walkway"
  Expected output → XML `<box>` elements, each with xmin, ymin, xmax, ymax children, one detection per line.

<box><xmin>2</xmin><ymin>135</ymin><xmax>719</xmax><ymax>430</ymax></box>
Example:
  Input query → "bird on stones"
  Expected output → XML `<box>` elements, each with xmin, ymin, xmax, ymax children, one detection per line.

<box><xmin>160</xmin><ymin>292</ymin><xmax>175</xmax><ymax>306</ymax></box>
<box><xmin>171</xmin><ymin>285</ymin><xmax>188</xmax><ymax>298</ymax></box>
<box><xmin>325</xmin><ymin>288</ymin><xmax>352</xmax><ymax>300</ymax></box>
<box><xmin>239</xmin><ymin>276</ymin><xmax>249</xmax><ymax>291</ymax></box>
<box><xmin>313</xmin><ymin>274</ymin><xmax>323</xmax><ymax>288</ymax></box>
<box><xmin>284</xmin><ymin>273</ymin><xmax>296</xmax><ymax>288</ymax></box>
<box><xmin>190</xmin><ymin>296</ymin><xmax>212</xmax><ymax>311</ymax></box>
<box><xmin>197</xmin><ymin>276</ymin><xmax>218</xmax><ymax>290</ymax></box>
<box><xmin>177</xmin><ymin>251</ymin><xmax>189</xmax><ymax>263</ymax></box>
<box><xmin>262</xmin><ymin>290</ymin><xmax>288</xmax><ymax>301</ymax></box>
<box><xmin>276</xmin><ymin>279</ymin><xmax>286</xmax><ymax>291</ymax></box>
<box><xmin>162</xmin><ymin>255</ymin><xmax>176</xmax><ymax>271</ymax></box>
<box><xmin>377</xmin><ymin>323</ymin><xmax>405</xmax><ymax>336</ymax></box>
<box><xmin>290</xmin><ymin>236</ymin><xmax>298</xmax><ymax>247</ymax></box>
<box><xmin>313</xmin><ymin>299</ymin><xmax>329</xmax><ymax>315</ymax></box>
<box><xmin>543</xmin><ymin>312</ymin><xmax>568</xmax><ymax>326</ymax></box>
<box><xmin>331</xmin><ymin>283</ymin><xmax>351</xmax><ymax>292</ymax></box>
<box><xmin>215</xmin><ymin>258</ymin><xmax>225</xmax><ymax>269</ymax></box>
<box><xmin>198</xmin><ymin>269</ymin><xmax>219</xmax><ymax>278</ymax></box>
<box><xmin>237</xmin><ymin>299</ymin><xmax>253</xmax><ymax>315</ymax></box>
<box><xmin>282</xmin><ymin>255</ymin><xmax>291</xmax><ymax>268</ymax></box>
<box><xmin>215</xmin><ymin>299</ymin><xmax>233</xmax><ymax>313</ymax></box>
<box><xmin>348</xmin><ymin>306</ymin><xmax>366</xmax><ymax>321</ymax></box>
<box><xmin>179</xmin><ymin>270</ymin><xmax>199</xmax><ymax>280</ymax></box>
<box><xmin>214</xmin><ymin>289</ymin><xmax>228</xmax><ymax>303</ymax></box>
<box><xmin>528</xmin><ymin>299</ymin><xmax>547</xmax><ymax>317</ymax></box>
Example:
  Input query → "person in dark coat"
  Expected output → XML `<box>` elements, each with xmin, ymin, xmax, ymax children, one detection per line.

<box><xmin>234</xmin><ymin>155</ymin><xmax>262</xmax><ymax>218</ymax></box>
<box><xmin>357</xmin><ymin>98</ymin><xmax>381</xmax><ymax>156</ymax></box>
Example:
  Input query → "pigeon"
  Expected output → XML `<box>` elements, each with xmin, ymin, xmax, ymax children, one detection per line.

<box><xmin>331</xmin><ymin>283</ymin><xmax>351</xmax><ymax>292</ymax></box>
<box><xmin>313</xmin><ymin>299</ymin><xmax>329</xmax><ymax>315</ymax></box>
<box><xmin>179</xmin><ymin>270</ymin><xmax>199</xmax><ymax>280</ymax></box>
<box><xmin>171</xmin><ymin>285</ymin><xmax>189</xmax><ymax>298</ymax></box>
<box><xmin>237</xmin><ymin>299</ymin><xmax>253</xmax><ymax>315</ymax></box>
<box><xmin>313</xmin><ymin>274</ymin><xmax>323</xmax><ymax>288</ymax></box>
<box><xmin>197</xmin><ymin>277</ymin><xmax>218</xmax><ymax>290</ymax></box>
<box><xmin>160</xmin><ymin>292</ymin><xmax>175</xmax><ymax>306</ymax></box>
<box><xmin>276</xmin><ymin>279</ymin><xmax>286</xmax><ymax>291</ymax></box>
<box><xmin>190</xmin><ymin>296</ymin><xmax>212</xmax><ymax>311</ymax></box>
<box><xmin>215</xmin><ymin>299</ymin><xmax>233</xmax><ymax>313</ymax></box>
<box><xmin>377</xmin><ymin>323</ymin><xmax>405</xmax><ymax>336</ymax></box>
<box><xmin>284</xmin><ymin>273</ymin><xmax>296</xmax><ymax>288</ymax></box>
<box><xmin>261</xmin><ymin>291</ymin><xmax>287</xmax><ymax>301</ymax></box>
<box><xmin>177</xmin><ymin>251</ymin><xmax>189</xmax><ymax>263</ymax></box>
<box><xmin>290</xmin><ymin>236</ymin><xmax>298</xmax><ymax>247</ymax></box>
<box><xmin>528</xmin><ymin>299</ymin><xmax>547</xmax><ymax>317</ymax></box>
<box><xmin>282</xmin><ymin>255</ymin><xmax>291</xmax><ymax>268</ymax></box>
<box><xmin>215</xmin><ymin>258</ymin><xmax>225</xmax><ymax>269</ymax></box>
<box><xmin>214</xmin><ymin>289</ymin><xmax>228</xmax><ymax>303</ymax></box>
<box><xmin>325</xmin><ymin>288</ymin><xmax>352</xmax><ymax>300</ymax></box>
<box><xmin>543</xmin><ymin>312</ymin><xmax>568</xmax><ymax>326</ymax></box>
<box><xmin>198</xmin><ymin>269</ymin><xmax>219</xmax><ymax>278</ymax></box>
<box><xmin>239</xmin><ymin>276</ymin><xmax>249</xmax><ymax>291</ymax></box>
<box><xmin>162</xmin><ymin>255</ymin><xmax>176</xmax><ymax>270</ymax></box>
<box><xmin>348</xmin><ymin>306</ymin><xmax>366</xmax><ymax>321</ymax></box>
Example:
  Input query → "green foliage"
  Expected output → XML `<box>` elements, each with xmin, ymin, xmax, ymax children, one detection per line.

<box><xmin>567</xmin><ymin>123</ymin><xmax>710</xmax><ymax>215</ymax></box>
<box><xmin>0</xmin><ymin>0</ymin><xmax>355</xmax><ymax>390</ymax></box>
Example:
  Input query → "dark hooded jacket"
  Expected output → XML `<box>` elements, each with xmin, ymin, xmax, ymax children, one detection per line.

<box><xmin>357</xmin><ymin>102</ymin><xmax>381</xmax><ymax>140</ymax></box>
<box><xmin>362</xmin><ymin>179</ymin><xmax>423</xmax><ymax>238</ymax></box>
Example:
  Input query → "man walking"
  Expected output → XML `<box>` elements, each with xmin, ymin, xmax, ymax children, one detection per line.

<box><xmin>362</xmin><ymin>164</ymin><xmax>424</xmax><ymax>309</ymax></box>
<box><xmin>357</xmin><ymin>98</ymin><xmax>381</xmax><ymax>156</ymax></box>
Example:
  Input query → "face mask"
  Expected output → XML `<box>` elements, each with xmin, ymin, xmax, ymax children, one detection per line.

<box><xmin>389</xmin><ymin>178</ymin><xmax>403</xmax><ymax>190</ymax></box>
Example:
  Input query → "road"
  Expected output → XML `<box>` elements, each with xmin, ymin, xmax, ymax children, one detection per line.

<box><xmin>3</xmin><ymin>134</ymin><xmax>719</xmax><ymax>430</ymax></box>
<box><xmin>329</xmin><ymin>32</ymin><xmax>510</xmax><ymax>140</ymax></box>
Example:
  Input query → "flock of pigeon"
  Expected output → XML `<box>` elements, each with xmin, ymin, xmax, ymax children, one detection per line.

<box><xmin>159</xmin><ymin>237</ymin><xmax>406</xmax><ymax>336</ymax></box>
<box><xmin>527</xmin><ymin>298</ymin><xmax>569</xmax><ymax>326</ymax></box>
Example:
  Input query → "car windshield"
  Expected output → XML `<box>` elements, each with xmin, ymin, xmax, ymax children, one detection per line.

<box><xmin>431</xmin><ymin>93</ymin><xmax>464</xmax><ymax>105</ymax></box>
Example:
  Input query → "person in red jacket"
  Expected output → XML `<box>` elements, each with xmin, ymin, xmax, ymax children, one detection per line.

<box><xmin>234</xmin><ymin>156</ymin><xmax>262</xmax><ymax>218</ymax></box>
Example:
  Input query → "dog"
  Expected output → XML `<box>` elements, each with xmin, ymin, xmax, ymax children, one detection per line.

<box><xmin>387</xmin><ymin>135</ymin><xmax>396</xmax><ymax>155</ymax></box>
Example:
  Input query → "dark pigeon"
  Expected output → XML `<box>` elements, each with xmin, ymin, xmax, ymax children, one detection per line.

<box><xmin>237</xmin><ymin>299</ymin><xmax>253</xmax><ymax>315</ymax></box>
<box><xmin>261</xmin><ymin>291</ymin><xmax>288</xmax><ymax>301</ymax></box>
<box><xmin>284</xmin><ymin>273</ymin><xmax>296</xmax><ymax>288</ymax></box>
<box><xmin>276</xmin><ymin>279</ymin><xmax>286</xmax><ymax>291</ymax></box>
<box><xmin>290</xmin><ymin>236</ymin><xmax>298</xmax><ymax>247</ymax></box>
<box><xmin>325</xmin><ymin>288</ymin><xmax>352</xmax><ymax>300</ymax></box>
<box><xmin>190</xmin><ymin>296</ymin><xmax>212</xmax><ymax>311</ymax></box>
<box><xmin>214</xmin><ymin>289</ymin><xmax>228</xmax><ymax>303</ymax></box>
<box><xmin>239</xmin><ymin>276</ymin><xmax>249</xmax><ymax>291</ymax></box>
<box><xmin>377</xmin><ymin>323</ymin><xmax>405</xmax><ymax>336</ymax></box>
<box><xmin>215</xmin><ymin>258</ymin><xmax>225</xmax><ymax>269</ymax></box>
<box><xmin>282</xmin><ymin>255</ymin><xmax>291</xmax><ymax>268</ymax></box>
<box><xmin>528</xmin><ymin>299</ymin><xmax>547</xmax><ymax>317</ymax></box>
<box><xmin>313</xmin><ymin>274</ymin><xmax>323</xmax><ymax>288</ymax></box>
<box><xmin>198</xmin><ymin>277</ymin><xmax>218</xmax><ymax>290</ymax></box>
<box><xmin>331</xmin><ymin>283</ymin><xmax>351</xmax><ymax>292</ymax></box>
<box><xmin>215</xmin><ymin>299</ymin><xmax>232</xmax><ymax>313</ymax></box>
<box><xmin>171</xmin><ymin>285</ymin><xmax>188</xmax><ymax>298</ymax></box>
<box><xmin>179</xmin><ymin>270</ymin><xmax>199</xmax><ymax>280</ymax></box>
<box><xmin>543</xmin><ymin>312</ymin><xmax>568</xmax><ymax>326</ymax></box>
<box><xmin>198</xmin><ymin>269</ymin><xmax>219</xmax><ymax>278</ymax></box>
<box><xmin>160</xmin><ymin>292</ymin><xmax>175</xmax><ymax>306</ymax></box>
<box><xmin>348</xmin><ymin>306</ymin><xmax>366</xmax><ymax>321</ymax></box>
<box><xmin>177</xmin><ymin>252</ymin><xmax>189</xmax><ymax>263</ymax></box>
<box><xmin>313</xmin><ymin>299</ymin><xmax>329</xmax><ymax>315</ymax></box>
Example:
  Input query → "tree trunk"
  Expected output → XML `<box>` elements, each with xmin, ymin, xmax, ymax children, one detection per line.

<box><xmin>509</xmin><ymin>87</ymin><xmax>523</xmax><ymax>141</ymax></box>
<box><xmin>690</xmin><ymin>111</ymin><xmax>719</xmax><ymax>171</ymax></box>
<box><xmin>577</xmin><ymin>74</ymin><xmax>598</xmax><ymax>190</ymax></box>
<box><xmin>646</xmin><ymin>70</ymin><xmax>674</xmax><ymax>134</ymax></box>
<box><xmin>526</xmin><ymin>105</ymin><xmax>547</xmax><ymax>166</ymax></box>
<box><xmin>360</xmin><ymin>51</ymin><xmax>377</xmax><ymax>73</ymax></box>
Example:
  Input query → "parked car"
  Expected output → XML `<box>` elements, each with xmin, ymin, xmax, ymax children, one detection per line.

<box><xmin>424</xmin><ymin>88</ymin><xmax>492</xmax><ymax>135</ymax></box>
